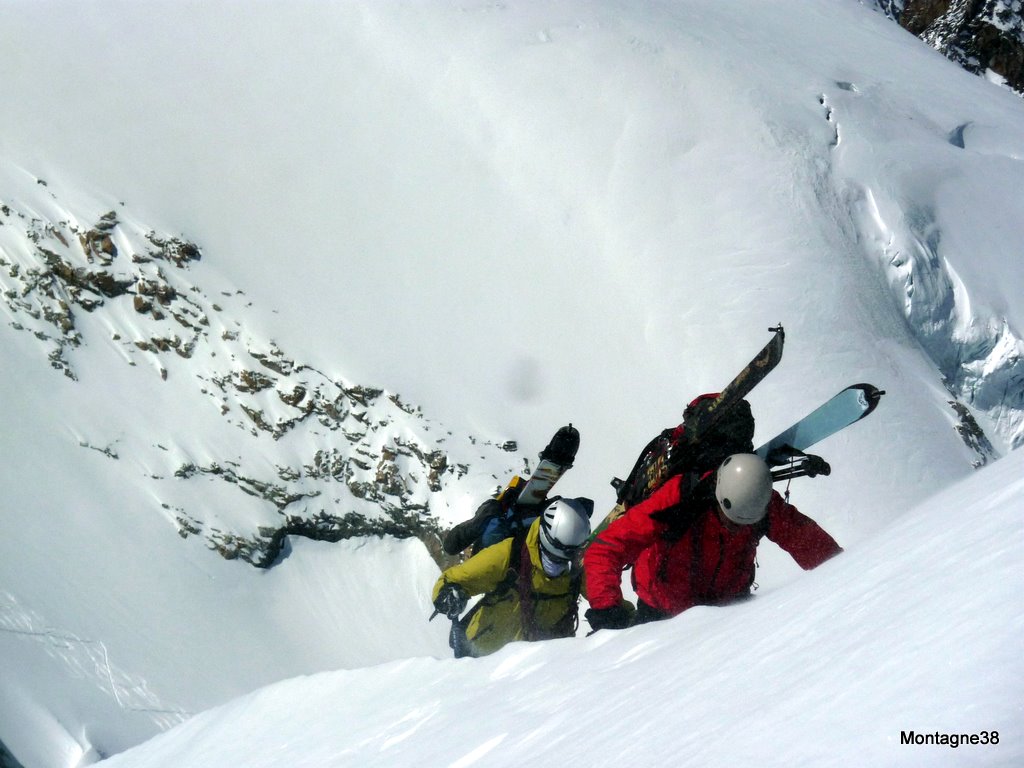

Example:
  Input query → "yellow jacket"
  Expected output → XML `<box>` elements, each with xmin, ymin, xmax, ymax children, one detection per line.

<box><xmin>432</xmin><ymin>517</ymin><xmax>581</xmax><ymax>657</ymax></box>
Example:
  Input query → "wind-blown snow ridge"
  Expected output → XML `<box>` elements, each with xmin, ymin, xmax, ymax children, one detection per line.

<box><xmin>0</xmin><ymin>164</ymin><xmax>520</xmax><ymax>567</ymax></box>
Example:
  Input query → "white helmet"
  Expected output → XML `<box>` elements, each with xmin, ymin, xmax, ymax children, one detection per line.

<box><xmin>538</xmin><ymin>498</ymin><xmax>591</xmax><ymax>561</ymax></box>
<box><xmin>715</xmin><ymin>453</ymin><xmax>773</xmax><ymax>525</ymax></box>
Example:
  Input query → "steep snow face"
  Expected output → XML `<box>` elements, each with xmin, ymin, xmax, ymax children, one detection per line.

<box><xmin>691</xmin><ymin>3</ymin><xmax>1024</xmax><ymax>451</ymax></box>
<box><xmin>720</xmin><ymin>1</ymin><xmax>1024</xmax><ymax>452</ymax></box>
<box><xmin>0</xmin><ymin>532</ymin><xmax>450</xmax><ymax>767</ymax></box>
<box><xmin>859</xmin><ymin>0</ymin><xmax>1024</xmax><ymax>448</ymax></box>
<box><xmin>100</xmin><ymin>449</ymin><xmax>1024</xmax><ymax>768</ymax></box>
<box><xmin>1</xmin><ymin>1</ymin><xmax>1023</xmax><ymax>766</ymax></box>
<box><xmin>0</xmin><ymin>164</ymin><xmax>507</xmax><ymax>764</ymax></box>
<box><xmin>2</xmin><ymin>0</ymin><xmax>1016</xmax><ymax>484</ymax></box>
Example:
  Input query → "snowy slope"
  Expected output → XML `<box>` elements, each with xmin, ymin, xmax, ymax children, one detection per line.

<box><xmin>1</xmin><ymin>1</ymin><xmax>1022</xmax><ymax>766</ymax></box>
<box><xmin>0</xmin><ymin>527</ymin><xmax>450</xmax><ymax>767</ymax></box>
<box><xmin>3</xmin><ymin>0</ymin><xmax>1021</xmax><ymax>472</ymax></box>
<box><xmin>102</xmin><ymin>449</ymin><xmax>1024</xmax><ymax>768</ymax></box>
<box><xmin>0</xmin><ymin>160</ymin><xmax>524</xmax><ymax>556</ymax></box>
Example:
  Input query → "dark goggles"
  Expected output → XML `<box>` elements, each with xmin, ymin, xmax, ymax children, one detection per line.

<box><xmin>541</xmin><ymin>529</ymin><xmax>583</xmax><ymax>563</ymax></box>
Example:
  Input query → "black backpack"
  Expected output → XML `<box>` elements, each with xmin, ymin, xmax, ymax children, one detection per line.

<box><xmin>613</xmin><ymin>395</ymin><xmax>755</xmax><ymax>509</ymax></box>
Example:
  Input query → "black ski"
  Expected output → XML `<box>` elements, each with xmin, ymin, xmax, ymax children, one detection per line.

<box><xmin>512</xmin><ymin>423</ymin><xmax>580</xmax><ymax>506</ymax></box>
<box><xmin>442</xmin><ymin>424</ymin><xmax>579</xmax><ymax>556</ymax></box>
<box><xmin>612</xmin><ymin>325</ymin><xmax>785</xmax><ymax>508</ymax></box>
<box><xmin>684</xmin><ymin>325</ymin><xmax>786</xmax><ymax>443</ymax></box>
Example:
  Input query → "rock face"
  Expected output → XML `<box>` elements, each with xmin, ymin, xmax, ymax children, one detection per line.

<box><xmin>884</xmin><ymin>0</ymin><xmax>1024</xmax><ymax>95</ymax></box>
<box><xmin>0</xmin><ymin>175</ymin><xmax>521</xmax><ymax>568</ymax></box>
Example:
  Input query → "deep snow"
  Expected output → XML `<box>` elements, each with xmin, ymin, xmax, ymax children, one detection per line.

<box><xmin>100</xmin><ymin>450</ymin><xmax>1024</xmax><ymax>768</ymax></box>
<box><xmin>1</xmin><ymin>1</ymin><xmax>1022</xmax><ymax>766</ymax></box>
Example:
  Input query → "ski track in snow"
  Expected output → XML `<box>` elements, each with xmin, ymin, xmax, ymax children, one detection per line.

<box><xmin>0</xmin><ymin>592</ymin><xmax>190</xmax><ymax>729</ymax></box>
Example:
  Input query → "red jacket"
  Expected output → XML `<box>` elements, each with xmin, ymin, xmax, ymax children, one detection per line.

<box><xmin>585</xmin><ymin>473</ymin><xmax>841</xmax><ymax>617</ymax></box>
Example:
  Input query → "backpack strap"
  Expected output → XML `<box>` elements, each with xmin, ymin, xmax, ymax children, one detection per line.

<box><xmin>649</xmin><ymin>471</ymin><xmax>714</xmax><ymax>540</ymax></box>
<box><xmin>515</xmin><ymin>535</ymin><xmax>540</xmax><ymax>640</ymax></box>
<box><xmin>494</xmin><ymin>527</ymin><xmax>584</xmax><ymax>642</ymax></box>
<box><xmin>561</xmin><ymin>567</ymin><xmax>584</xmax><ymax>636</ymax></box>
<box><xmin>488</xmin><ymin>526</ymin><xmax>528</xmax><ymax>598</ymax></box>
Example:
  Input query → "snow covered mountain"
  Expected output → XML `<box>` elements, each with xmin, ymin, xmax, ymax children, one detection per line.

<box><xmin>1</xmin><ymin>1</ymin><xmax>1022</xmax><ymax>766</ymax></box>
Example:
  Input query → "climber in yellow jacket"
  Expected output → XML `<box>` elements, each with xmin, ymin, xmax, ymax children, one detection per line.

<box><xmin>431</xmin><ymin>497</ymin><xmax>592</xmax><ymax>658</ymax></box>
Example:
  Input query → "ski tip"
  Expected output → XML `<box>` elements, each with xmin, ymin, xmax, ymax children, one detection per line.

<box><xmin>852</xmin><ymin>383</ymin><xmax>883</xmax><ymax>393</ymax></box>
<box><xmin>851</xmin><ymin>383</ymin><xmax>886</xmax><ymax>410</ymax></box>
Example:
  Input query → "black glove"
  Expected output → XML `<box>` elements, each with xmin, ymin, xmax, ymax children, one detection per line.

<box><xmin>434</xmin><ymin>584</ymin><xmax>469</xmax><ymax>620</ymax></box>
<box><xmin>585</xmin><ymin>604</ymin><xmax>634</xmax><ymax>632</ymax></box>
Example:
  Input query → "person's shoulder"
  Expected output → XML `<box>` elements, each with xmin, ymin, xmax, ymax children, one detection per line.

<box><xmin>651</xmin><ymin>472</ymin><xmax>688</xmax><ymax>500</ymax></box>
<box><xmin>467</xmin><ymin>533</ymin><xmax>516</xmax><ymax>565</ymax></box>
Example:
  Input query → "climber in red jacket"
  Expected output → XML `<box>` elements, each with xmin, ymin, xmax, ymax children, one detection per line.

<box><xmin>584</xmin><ymin>452</ymin><xmax>842</xmax><ymax>630</ymax></box>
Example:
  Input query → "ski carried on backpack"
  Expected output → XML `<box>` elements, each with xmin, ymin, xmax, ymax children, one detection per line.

<box><xmin>510</xmin><ymin>423</ymin><xmax>580</xmax><ymax>506</ymax></box>
<box><xmin>593</xmin><ymin>326</ymin><xmax>785</xmax><ymax>541</ymax></box>
<box><xmin>757</xmin><ymin>383</ymin><xmax>884</xmax><ymax>479</ymax></box>
<box><xmin>442</xmin><ymin>424</ymin><xmax>580</xmax><ymax>556</ymax></box>
<box><xmin>611</xmin><ymin>325</ymin><xmax>785</xmax><ymax>508</ymax></box>
<box><xmin>683</xmin><ymin>325</ymin><xmax>786</xmax><ymax>443</ymax></box>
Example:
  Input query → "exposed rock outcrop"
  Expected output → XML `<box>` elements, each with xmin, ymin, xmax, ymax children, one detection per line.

<box><xmin>0</xmin><ymin>178</ymin><xmax>520</xmax><ymax>568</ymax></box>
<box><xmin>880</xmin><ymin>0</ymin><xmax>1024</xmax><ymax>95</ymax></box>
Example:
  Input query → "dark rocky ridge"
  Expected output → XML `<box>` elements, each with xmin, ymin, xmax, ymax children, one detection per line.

<box><xmin>881</xmin><ymin>0</ymin><xmax>1024</xmax><ymax>95</ymax></box>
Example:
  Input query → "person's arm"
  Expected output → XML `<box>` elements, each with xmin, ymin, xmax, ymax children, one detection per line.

<box><xmin>765</xmin><ymin>492</ymin><xmax>842</xmax><ymax>569</ymax></box>
<box><xmin>432</xmin><ymin>538</ymin><xmax>514</xmax><ymax>603</ymax></box>
<box><xmin>583</xmin><ymin>475</ymin><xmax>682</xmax><ymax>609</ymax></box>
